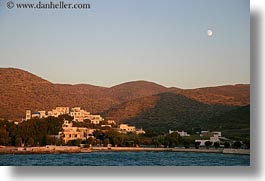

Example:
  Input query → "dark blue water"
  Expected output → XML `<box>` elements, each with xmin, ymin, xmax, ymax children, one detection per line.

<box><xmin>0</xmin><ymin>152</ymin><xmax>250</xmax><ymax>166</ymax></box>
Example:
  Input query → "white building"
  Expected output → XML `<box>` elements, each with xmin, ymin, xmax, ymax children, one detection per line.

<box><xmin>119</xmin><ymin>124</ymin><xmax>136</xmax><ymax>133</ymax></box>
<box><xmin>195</xmin><ymin>140</ymin><xmax>209</xmax><ymax>146</ymax></box>
<box><xmin>196</xmin><ymin>131</ymin><xmax>222</xmax><ymax>146</ymax></box>
<box><xmin>118</xmin><ymin>124</ymin><xmax>145</xmax><ymax>134</ymax></box>
<box><xmin>101</xmin><ymin>125</ymin><xmax>112</xmax><ymax>128</ymax></box>
<box><xmin>200</xmin><ymin>131</ymin><xmax>209</xmax><ymax>137</ymax></box>
<box><xmin>31</xmin><ymin>112</ymin><xmax>41</xmax><ymax>119</ymax></box>
<box><xmin>169</xmin><ymin>130</ymin><xmax>190</xmax><ymax>137</ymax></box>
<box><xmin>59</xmin><ymin>120</ymin><xmax>95</xmax><ymax>143</ymax></box>
<box><xmin>38</xmin><ymin>111</ymin><xmax>46</xmax><ymax>119</ymax></box>
<box><xmin>70</xmin><ymin>107</ymin><xmax>101</xmax><ymax>123</ymax></box>
<box><xmin>25</xmin><ymin>106</ymin><xmax>104</xmax><ymax>125</ymax></box>
<box><xmin>88</xmin><ymin>115</ymin><xmax>103</xmax><ymax>124</ymax></box>
<box><xmin>212</xmin><ymin>131</ymin><xmax>222</xmax><ymax>137</ymax></box>
<box><xmin>26</xmin><ymin>107</ymin><xmax>70</xmax><ymax>120</ymax></box>
<box><xmin>48</xmin><ymin>107</ymin><xmax>69</xmax><ymax>118</ymax></box>
<box><xmin>107</xmin><ymin>120</ymin><xmax>116</xmax><ymax>125</ymax></box>
<box><xmin>25</xmin><ymin>110</ymin><xmax>31</xmax><ymax>120</ymax></box>
<box><xmin>135</xmin><ymin>128</ymin><xmax>146</xmax><ymax>135</ymax></box>
<box><xmin>55</xmin><ymin>107</ymin><xmax>70</xmax><ymax>115</ymax></box>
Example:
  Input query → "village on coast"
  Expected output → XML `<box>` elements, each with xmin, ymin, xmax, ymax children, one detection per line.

<box><xmin>0</xmin><ymin>106</ymin><xmax>250</xmax><ymax>155</ymax></box>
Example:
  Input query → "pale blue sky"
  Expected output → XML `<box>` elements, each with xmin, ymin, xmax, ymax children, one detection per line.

<box><xmin>0</xmin><ymin>0</ymin><xmax>249</xmax><ymax>88</ymax></box>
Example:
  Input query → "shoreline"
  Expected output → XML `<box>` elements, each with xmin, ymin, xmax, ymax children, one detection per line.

<box><xmin>0</xmin><ymin>146</ymin><xmax>250</xmax><ymax>155</ymax></box>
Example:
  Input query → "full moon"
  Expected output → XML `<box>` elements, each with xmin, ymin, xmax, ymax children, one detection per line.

<box><xmin>207</xmin><ymin>29</ymin><xmax>213</xmax><ymax>37</ymax></box>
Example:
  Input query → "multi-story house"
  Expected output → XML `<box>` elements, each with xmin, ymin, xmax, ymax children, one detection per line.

<box><xmin>59</xmin><ymin>120</ymin><xmax>95</xmax><ymax>143</ymax></box>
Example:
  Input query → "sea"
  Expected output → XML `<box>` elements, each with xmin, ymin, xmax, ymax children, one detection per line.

<box><xmin>0</xmin><ymin>151</ymin><xmax>250</xmax><ymax>166</ymax></box>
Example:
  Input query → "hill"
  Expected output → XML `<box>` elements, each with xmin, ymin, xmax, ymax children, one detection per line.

<box><xmin>203</xmin><ymin>105</ymin><xmax>250</xmax><ymax>140</ymax></box>
<box><xmin>107</xmin><ymin>81</ymin><xmax>167</xmax><ymax>102</ymax></box>
<box><xmin>0</xmin><ymin>68</ymin><xmax>170</xmax><ymax>120</ymax></box>
<box><xmin>0</xmin><ymin>68</ymin><xmax>113</xmax><ymax>119</ymax></box>
<box><xmin>104</xmin><ymin>93</ymin><xmax>250</xmax><ymax>139</ymax></box>
<box><xmin>103</xmin><ymin>92</ymin><xmax>236</xmax><ymax>135</ymax></box>
<box><xmin>171</xmin><ymin>84</ymin><xmax>250</xmax><ymax>106</ymax></box>
<box><xmin>0</xmin><ymin>68</ymin><xmax>250</xmax><ymax>122</ymax></box>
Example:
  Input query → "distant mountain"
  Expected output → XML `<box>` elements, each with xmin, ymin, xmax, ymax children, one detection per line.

<box><xmin>0</xmin><ymin>68</ymin><xmax>250</xmax><ymax>123</ymax></box>
<box><xmin>103</xmin><ymin>92</ymin><xmax>236</xmax><ymax>134</ymax></box>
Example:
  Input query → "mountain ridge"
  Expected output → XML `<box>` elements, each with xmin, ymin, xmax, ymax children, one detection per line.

<box><xmin>0</xmin><ymin>68</ymin><xmax>250</xmax><ymax>120</ymax></box>
<box><xmin>103</xmin><ymin>92</ymin><xmax>238</xmax><ymax>134</ymax></box>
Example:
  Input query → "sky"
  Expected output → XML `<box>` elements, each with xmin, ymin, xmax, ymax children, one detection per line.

<box><xmin>0</xmin><ymin>0</ymin><xmax>250</xmax><ymax>88</ymax></box>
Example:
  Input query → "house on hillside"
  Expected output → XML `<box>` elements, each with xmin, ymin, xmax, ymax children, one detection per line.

<box><xmin>25</xmin><ymin>107</ymin><xmax>70</xmax><ymax>120</ymax></box>
<box><xmin>69</xmin><ymin>107</ymin><xmax>103</xmax><ymax>124</ymax></box>
<box><xmin>169</xmin><ymin>130</ymin><xmax>190</xmax><ymax>137</ymax></box>
<box><xmin>119</xmin><ymin>124</ymin><xmax>145</xmax><ymax>134</ymax></box>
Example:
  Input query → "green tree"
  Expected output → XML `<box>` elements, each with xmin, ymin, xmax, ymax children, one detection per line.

<box><xmin>26</xmin><ymin>137</ymin><xmax>34</xmax><ymax>147</ymax></box>
<box><xmin>0</xmin><ymin>129</ymin><xmax>9</xmax><ymax>146</ymax></box>
<box><xmin>93</xmin><ymin>130</ymin><xmax>104</xmax><ymax>140</ymax></box>
<box><xmin>104</xmin><ymin>138</ymin><xmax>110</xmax><ymax>147</ymax></box>
<box><xmin>232</xmin><ymin>141</ymin><xmax>242</xmax><ymax>149</ymax></box>
<box><xmin>66</xmin><ymin>139</ymin><xmax>82</xmax><ymax>146</ymax></box>
<box><xmin>195</xmin><ymin>141</ymin><xmax>201</xmax><ymax>149</ymax></box>
<box><xmin>152</xmin><ymin>135</ymin><xmax>165</xmax><ymax>147</ymax></box>
<box><xmin>181</xmin><ymin>137</ymin><xmax>195</xmax><ymax>149</ymax></box>
<box><xmin>86</xmin><ymin>137</ymin><xmax>95</xmax><ymax>146</ymax></box>
<box><xmin>165</xmin><ymin>132</ymin><xmax>181</xmax><ymax>147</ymax></box>
<box><xmin>205</xmin><ymin>141</ymin><xmax>212</xmax><ymax>149</ymax></box>
<box><xmin>243</xmin><ymin>139</ymin><xmax>250</xmax><ymax>149</ymax></box>
<box><xmin>76</xmin><ymin>139</ymin><xmax>82</xmax><ymax>146</ymax></box>
<box><xmin>224</xmin><ymin>142</ymin><xmax>230</xmax><ymax>148</ymax></box>
<box><xmin>213</xmin><ymin>142</ymin><xmax>220</xmax><ymax>149</ymax></box>
<box><xmin>15</xmin><ymin>137</ymin><xmax>23</xmax><ymax>147</ymax></box>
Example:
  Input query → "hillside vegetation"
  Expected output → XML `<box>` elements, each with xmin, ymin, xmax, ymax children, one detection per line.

<box><xmin>0</xmin><ymin>68</ymin><xmax>250</xmax><ymax>139</ymax></box>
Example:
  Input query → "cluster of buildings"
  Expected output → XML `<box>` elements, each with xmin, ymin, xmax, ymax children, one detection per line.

<box><xmin>25</xmin><ymin>107</ymin><xmax>146</xmax><ymax>144</ymax></box>
<box><xmin>59</xmin><ymin>122</ymin><xmax>146</xmax><ymax>144</ymax></box>
<box><xmin>169</xmin><ymin>129</ymin><xmax>226</xmax><ymax>146</ymax></box>
<box><xmin>25</xmin><ymin>107</ymin><xmax>104</xmax><ymax>124</ymax></box>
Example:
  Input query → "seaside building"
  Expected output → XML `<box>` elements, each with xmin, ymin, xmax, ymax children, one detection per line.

<box><xmin>119</xmin><ymin>124</ymin><xmax>145</xmax><ymax>134</ymax></box>
<box><xmin>59</xmin><ymin>120</ymin><xmax>95</xmax><ymax>143</ymax></box>
<box><xmin>25</xmin><ymin>107</ymin><xmax>144</xmax><ymax>139</ymax></box>
<box><xmin>119</xmin><ymin>124</ymin><xmax>136</xmax><ymax>134</ymax></box>
<box><xmin>195</xmin><ymin>131</ymin><xmax>222</xmax><ymax>146</ymax></box>
<box><xmin>212</xmin><ymin>131</ymin><xmax>222</xmax><ymax>137</ymax></box>
<box><xmin>169</xmin><ymin>130</ymin><xmax>190</xmax><ymax>137</ymax></box>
